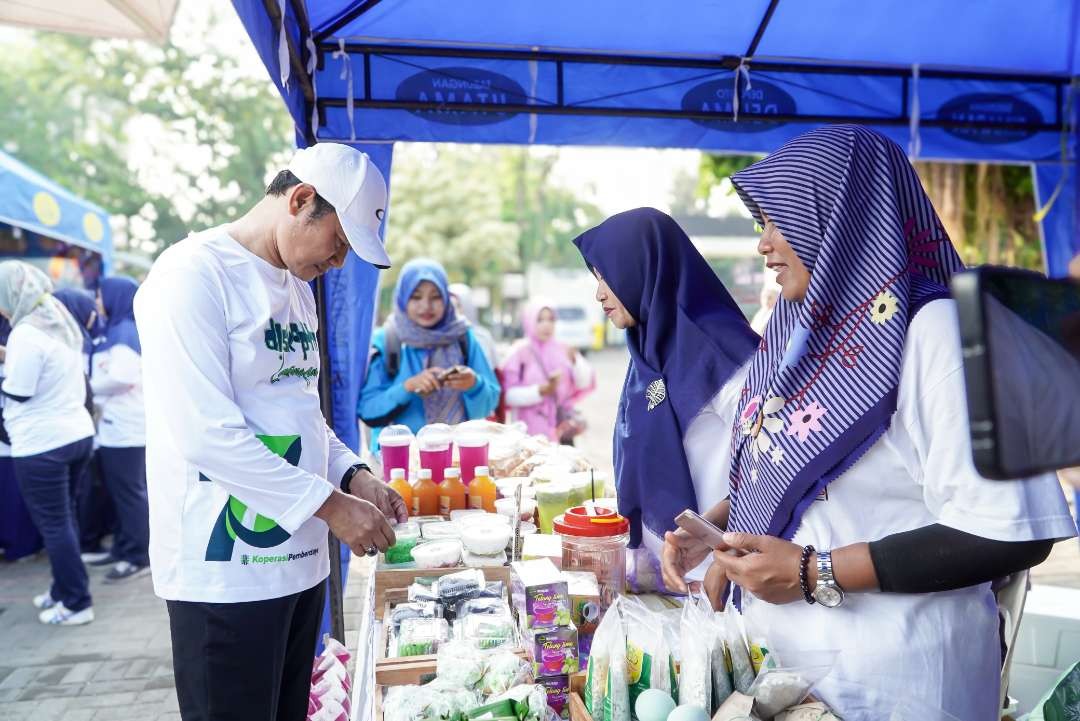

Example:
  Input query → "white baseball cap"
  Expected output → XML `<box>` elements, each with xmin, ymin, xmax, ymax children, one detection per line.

<box><xmin>287</xmin><ymin>143</ymin><xmax>391</xmax><ymax>269</ymax></box>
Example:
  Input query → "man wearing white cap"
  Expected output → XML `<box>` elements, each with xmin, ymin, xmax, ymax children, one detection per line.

<box><xmin>134</xmin><ymin>143</ymin><xmax>406</xmax><ymax>721</ymax></box>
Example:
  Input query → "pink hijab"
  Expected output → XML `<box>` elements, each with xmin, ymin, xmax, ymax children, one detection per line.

<box><xmin>500</xmin><ymin>300</ymin><xmax>595</xmax><ymax>439</ymax></box>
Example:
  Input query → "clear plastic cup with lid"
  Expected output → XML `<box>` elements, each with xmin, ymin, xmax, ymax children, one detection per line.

<box><xmin>417</xmin><ymin>423</ymin><xmax>453</xmax><ymax>484</ymax></box>
<box><xmin>379</xmin><ymin>424</ymin><xmax>414</xmax><ymax>481</ymax></box>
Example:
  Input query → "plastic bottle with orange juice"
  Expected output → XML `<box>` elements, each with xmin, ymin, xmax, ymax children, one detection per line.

<box><xmin>438</xmin><ymin>467</ymin><xmax>467</xmax><ymax>515</ymax></box>
<box><xmin>388</xmin><ymin>468</ymin><xmax>413</xmax><ymax>517</ymax></box>
<box><xmin>412</xmin><ymin>468</ymin><xmax>439</xmax><ymax>517</ymax></box>
<box><xmin>467</xmin><ymin>465</ymin><xmax>497</xmax><ymax>512</ymax></box>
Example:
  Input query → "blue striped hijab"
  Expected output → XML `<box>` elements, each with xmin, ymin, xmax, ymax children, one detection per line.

<box><xmin>727</xmin><ymin>125</ymin><xmax>965</xmax><ymax>539</ymax></box>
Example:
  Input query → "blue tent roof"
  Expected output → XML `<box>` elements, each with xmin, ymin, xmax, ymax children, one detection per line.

<box><xmin>230</xmin><ymin>0</ymin><xmax>1080</xmax><ymax>435</ymax></box>
<box><xmin>0</xmin><ymin>149</ymin><xmax>113</xmax><ymax>268</ymax></box>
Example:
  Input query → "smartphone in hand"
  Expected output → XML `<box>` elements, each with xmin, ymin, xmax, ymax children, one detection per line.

<box><xmin>674</xmin><ymin>509</ymin><xmax>727</xmax><ymax>549</ymax></box>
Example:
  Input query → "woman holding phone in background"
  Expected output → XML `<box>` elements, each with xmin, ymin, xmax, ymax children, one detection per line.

<box><xmin>359</xmin><ymin>258</ymin><xmax>500</xmax><ymax>451</ymax></box>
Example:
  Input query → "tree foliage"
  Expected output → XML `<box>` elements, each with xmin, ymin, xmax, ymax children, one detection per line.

<box><xmin>0</xmin><ymin>15</ymin><xmax>294</xmax><ymax>256</ymax></box>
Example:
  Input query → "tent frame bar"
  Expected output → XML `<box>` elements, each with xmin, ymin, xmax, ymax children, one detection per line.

<box><xmin>313</xmin><ymin>42</ymin><xmax>1069</xmax><ymax>133</ymax></box>
<box><xmin>314</xmin><ymin>0</ymin><xmax>385</xmax><ymax>44</ymax></box>
<box><xmin>315</xmin><ymin>95</ymin><xmax>1063</xmax><ymax>132</ymax></box>
<box><xmin>315</xmin><ymin>41</ymin><xmax>1073</xmax><ymax>85</ymax></box>
<box><xmin>745</xmin><ymin>0</ymin><xmax>781</xmax><ymax>58</ymax></box>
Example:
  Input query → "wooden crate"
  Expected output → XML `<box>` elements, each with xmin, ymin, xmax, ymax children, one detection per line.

<box><xmin>376</xmin><ymin>587</ymin><xmax>527</xmax><ymax>686</ymax></box>
<box><xmin>375</xmin><ymin>673</ymin><xmax>591</xmax><ymax>721</ymax></box>
<box><xmin>374</xmin><ymin>564</ymin><xmax>512</xmax><ymax>620</ymax></box>
<box><xmin>568</xmin><ymin>672</ymin><xmax>593</xmax><ymax>721</ymax></box>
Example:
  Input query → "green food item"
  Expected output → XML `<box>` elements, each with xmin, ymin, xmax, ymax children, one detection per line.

<box><xmin>385</xmin><ymin>537</ymin><xmax>419</xmax><ymax>564</ymax></box>
<box><xmin>465</xmin><ymin>700</ymin><xmax>517</xmax><ymax>719</ymax></box>
<box><xmin>399</xmin><ymin>641</ymin><xmax>434</xmax><ymax>657</ymax></box>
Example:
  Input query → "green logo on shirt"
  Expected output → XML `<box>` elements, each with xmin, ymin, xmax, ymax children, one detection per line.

<box><xmin>265</xmin><ymin>319</ymin><xmax>318</xmax><ymax>360</ymax></box>
<box><xmin>203</xmin><ymin>434</ymin><xmax>300</xmax><ymax>562</ymax></box>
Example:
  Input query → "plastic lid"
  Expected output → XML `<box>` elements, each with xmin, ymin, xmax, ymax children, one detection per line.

<box><xmin>553</xmin><ymin>505</ymin><xmax>630</xmax><ymax>537</ymax></box>
<box><xmin>474</xmin><ymin>465</ymin><xmax>490</xmax><ymax>478</ymax></box>
<box><xmin>417</xmin><ymin>423</ymin><xmax>452</xmax><ymax>450</ymax></box>
<box><xmin>445</xmin><ymin>468</ymin><xmax>461</xmax><ymax>479</ymax></box>
<box><xmin>380</xmin><ymin>424</ymin><xmax>415</xmax><ymax>447</ymax></box>
<box><xmin>390</xmin><ymin>468</ymin><xmax>406</xmax><ymax>480</ymax></box>
<box><xmin>418</xmin><ymin>468</ymin><xmax>433</xmax><ymax>480</ymax></box>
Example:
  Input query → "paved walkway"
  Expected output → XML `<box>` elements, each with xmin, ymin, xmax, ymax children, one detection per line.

<box><xmin>0</xmin><ymin>552</ymin><xmax>371</xmax><ymax>721</ymax></box>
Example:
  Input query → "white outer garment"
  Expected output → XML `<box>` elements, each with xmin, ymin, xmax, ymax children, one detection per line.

<box><xmin>135</xmin><ymin>228</ymin><xmax>362</xmax><ymax>603</ymax></box>
<box><xmin>1</xmin><ymin>324</ymin><xmax>94</xmax><ymax>457</ymax></box>
<box><xmin>91</xmin><ymin>344</ymin><xmax>145</xmax><ymax>448</ymax></box>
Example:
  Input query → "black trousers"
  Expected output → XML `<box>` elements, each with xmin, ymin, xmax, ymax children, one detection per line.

<box><xmin>98</xmin><ymin>445</ymin><xmax>149</xmax><ymax>566</ymax></box>
<box><xmin>166</xmin><ymin>581</ymin><xmax>326</xmax><ymax>721</ymax></box>
<box><xmin>76</xmin><ymin>450</ymin><xmax>116</xmax><ymax>553</ymax></box>
<box><xmin>13</xmin><ymin>437</ymin><xmax>94</xmax><ymax>611</ymax></box>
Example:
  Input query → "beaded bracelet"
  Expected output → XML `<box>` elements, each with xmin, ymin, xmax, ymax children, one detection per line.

<box><xmin>799</xmin><ymin>544</ymin><xmax>816</xmax><ymax>604</ymax></box>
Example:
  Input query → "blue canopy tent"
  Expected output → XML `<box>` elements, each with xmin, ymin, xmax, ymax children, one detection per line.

<box><xmin>231</xmin><ymin>0</ymin><xmax>1079</xmax><ymax>643</ymax></box>
<box><xmin>0</xmin><ymin>149</ymin><xmax>113</xmax><ymax>279</ymax></box>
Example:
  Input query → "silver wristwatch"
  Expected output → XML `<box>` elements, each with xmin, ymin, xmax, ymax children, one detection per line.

<box><xmin>812</xmin><ymin>550</ymin><xmax>845</xmax><ymax>608</ymax></box>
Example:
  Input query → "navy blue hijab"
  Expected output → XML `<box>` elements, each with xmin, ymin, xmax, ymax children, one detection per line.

<box><xmin>53</xmin><ymin>288</ymin><xmax>101</xmax><ymax>357</ymax></box>
<box><xmin>98</xmin><ymin>276</ymin><xmax>141</xmax><ymax>355</ymax></box>
<box><xmin>572</xmin><ymin>208</ymin><xmax>759</xmax><ymax>547</ymax></box>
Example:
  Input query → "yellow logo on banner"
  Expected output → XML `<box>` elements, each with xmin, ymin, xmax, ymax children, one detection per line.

<box><xmin>83</xmin><ymin>213</ymin><xmax>104</xmax><ymax>243</ymax></box>
<box><xmin>33</xmin><ymin>192</ymin><xmax>61</xmax><ymax>226</ymax></box>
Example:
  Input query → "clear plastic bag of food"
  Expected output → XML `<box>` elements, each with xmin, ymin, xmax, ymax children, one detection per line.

<box><xmin>709</xmin><ymin>610</ymin><xmax>735</xmax><ymax>708</ymax></box>
<box><xmin>487</xmin><ymin>683</ymin><xmax>552</xmax><ymax>721</ymax></box>
<box><xmin>480</xmin><ymin>650</ymin><xmax>534</xmax><ymax>696</ymax></box>
<box><xmin>389</xmin><ymin>601</ymin><xmax>441</xmax><ymax>633</ymax></box>
<box><xmin>747</xmin><ymin>650</ymin><xmax>836</xmax><ymax>719</ymax></box>
<box><xmin>435</xmin><ymin>639</ymin><xmax>486</xmax><ymax>688</ymax></box>
<box><xmin>677</xmin><ymin>594</ymin><xmax>713</xmax><ymax>712</ymax></box>
<box><xmin>435</xmin><ymin>568</ymin><xmax>486</xmax><ymax>598</ymax></box>
<box><xmin>397</xmin><ymin>617</ymin><xmax>450</xmax><ymax>657</ymax></box>
<box><xmin>460</xmin><ymin>612</ymin><xmax>517</xmax><ymax>650</ymax></box>
<box><xmin>724</xmin><ymin>597</ymin><xmax>756</xmax><ymax>694</ymax></box>
<box><xmin>454</xmin><ymin>596</ymin><xmax>511</xmax><ymax>618</ymax></box>
<box><xmin>621</xmin><ymin>596</ymin><xmax>677</xmax><ymax>706</ymax></box>
<box><xmin>444</xmin><ymin>581</ymin><xmax>505</xmax><ymax>621</ymax></box>
<box><xmin>585</xmin><ymin>596</ymin><xmax>631</xmax><ymax>721</ymax></box>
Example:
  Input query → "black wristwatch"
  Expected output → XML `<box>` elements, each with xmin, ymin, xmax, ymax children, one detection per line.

<box><xmin>340</xmin><ymin>463</ymin><xmax>372</xmax><ymax>494</ymax></box>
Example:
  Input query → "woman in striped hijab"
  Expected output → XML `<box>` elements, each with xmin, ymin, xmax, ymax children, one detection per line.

<box><xmin>681</xmin><ymin>126</ymin><xmax>1075</xmax><ymax>718</ymax></box>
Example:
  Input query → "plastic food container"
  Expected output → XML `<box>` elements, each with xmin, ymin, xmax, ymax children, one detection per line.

<box><xmin>421</xmin><ymin>521</ymin><xmax>462</xmax><ymax>540</ymax></box>
<box><xmin>397</xmin><ymin>617</ymin><xmax>450</xmax><ymax>657</ymax></box>
<box><xmin>553</xmin><ymin>506</ymin><xmax>630</xmax><ymax>609</ymax></box>
<box><xmin>460</xmin><ymin>522</ymin><xmax>512</xmax><ymax>555</ymax></box>
<box><xmin>495</xmin><ymin>496</ymin><xmax>538</xmax><ymax>520</ymax></box>
<box><xmin>495</xmin><ymin>477</ymin><xmax>535</xmax><ymax>499</ymax></box>
<box><xmin>384</xmin><ymin>521</ymin><xmax>422</xmax><ymax>564</ymax></box>
<box><xmin>410</xmin><ymin>539</ymin><xmax>463</xmax><ymax>569</ymax></box>
<box><xmin>449</xmin><ymin>509</ymin><xmax>489</xmax><ymax>523</ymax></box>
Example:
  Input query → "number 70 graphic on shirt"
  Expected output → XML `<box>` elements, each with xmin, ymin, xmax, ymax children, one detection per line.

<box><xmin>203</xmin><ymin>434</ymin><xmax>300</xmax><ymax>562</ymax></box>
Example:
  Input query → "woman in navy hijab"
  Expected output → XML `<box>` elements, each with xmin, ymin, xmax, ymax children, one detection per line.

<box><xmin>91</xmin><ymin>277</ymin><xmax>149</xmax><ymax>582</ymax></box>
<box><xmin>571</xmin><ymin>208</ymin><xmax>759</xmax><ymax>584</ymax></box>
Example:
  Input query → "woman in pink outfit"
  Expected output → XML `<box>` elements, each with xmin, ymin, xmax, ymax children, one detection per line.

<box><xmin>500</xmin><ymin>301</ymin><xmax>596</xmax><ymax>443</ymax></box>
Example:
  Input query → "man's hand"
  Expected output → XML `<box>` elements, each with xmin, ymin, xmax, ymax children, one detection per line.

<box><xmin>404</xmin><ymin>368</ymin><xmax>443</xmax><ymax>396</ymax></box>
<box><xmin>348</xmin><ymin>468</ymin><xmax>409</xmax><ymax>523</ymax></box>
<box><xmin>661</xmin><ymin>528</ymin><xmax>713</xmax><ymax>593</ymax></box>
<box><xmin>314</xmin><ymin>490</ymin><xmax>396</xmax><ymax>556</ymax></box>
<box><xmin>442</xmin><ymin>367</ymin><xmax>477</xmax><ymax>391</ymax></box>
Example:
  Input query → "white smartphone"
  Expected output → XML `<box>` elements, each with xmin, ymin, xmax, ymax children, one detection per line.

<box><xmin>674</xmin><ymin>509</ymin><xmax>727</xmax><ymax>549</ymax></box>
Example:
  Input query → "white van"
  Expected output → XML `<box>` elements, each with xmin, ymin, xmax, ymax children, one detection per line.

<box><xmin>554</xmin><ymin>304</ymin><xmax>597</xmax><ymax>351</ymax></box>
